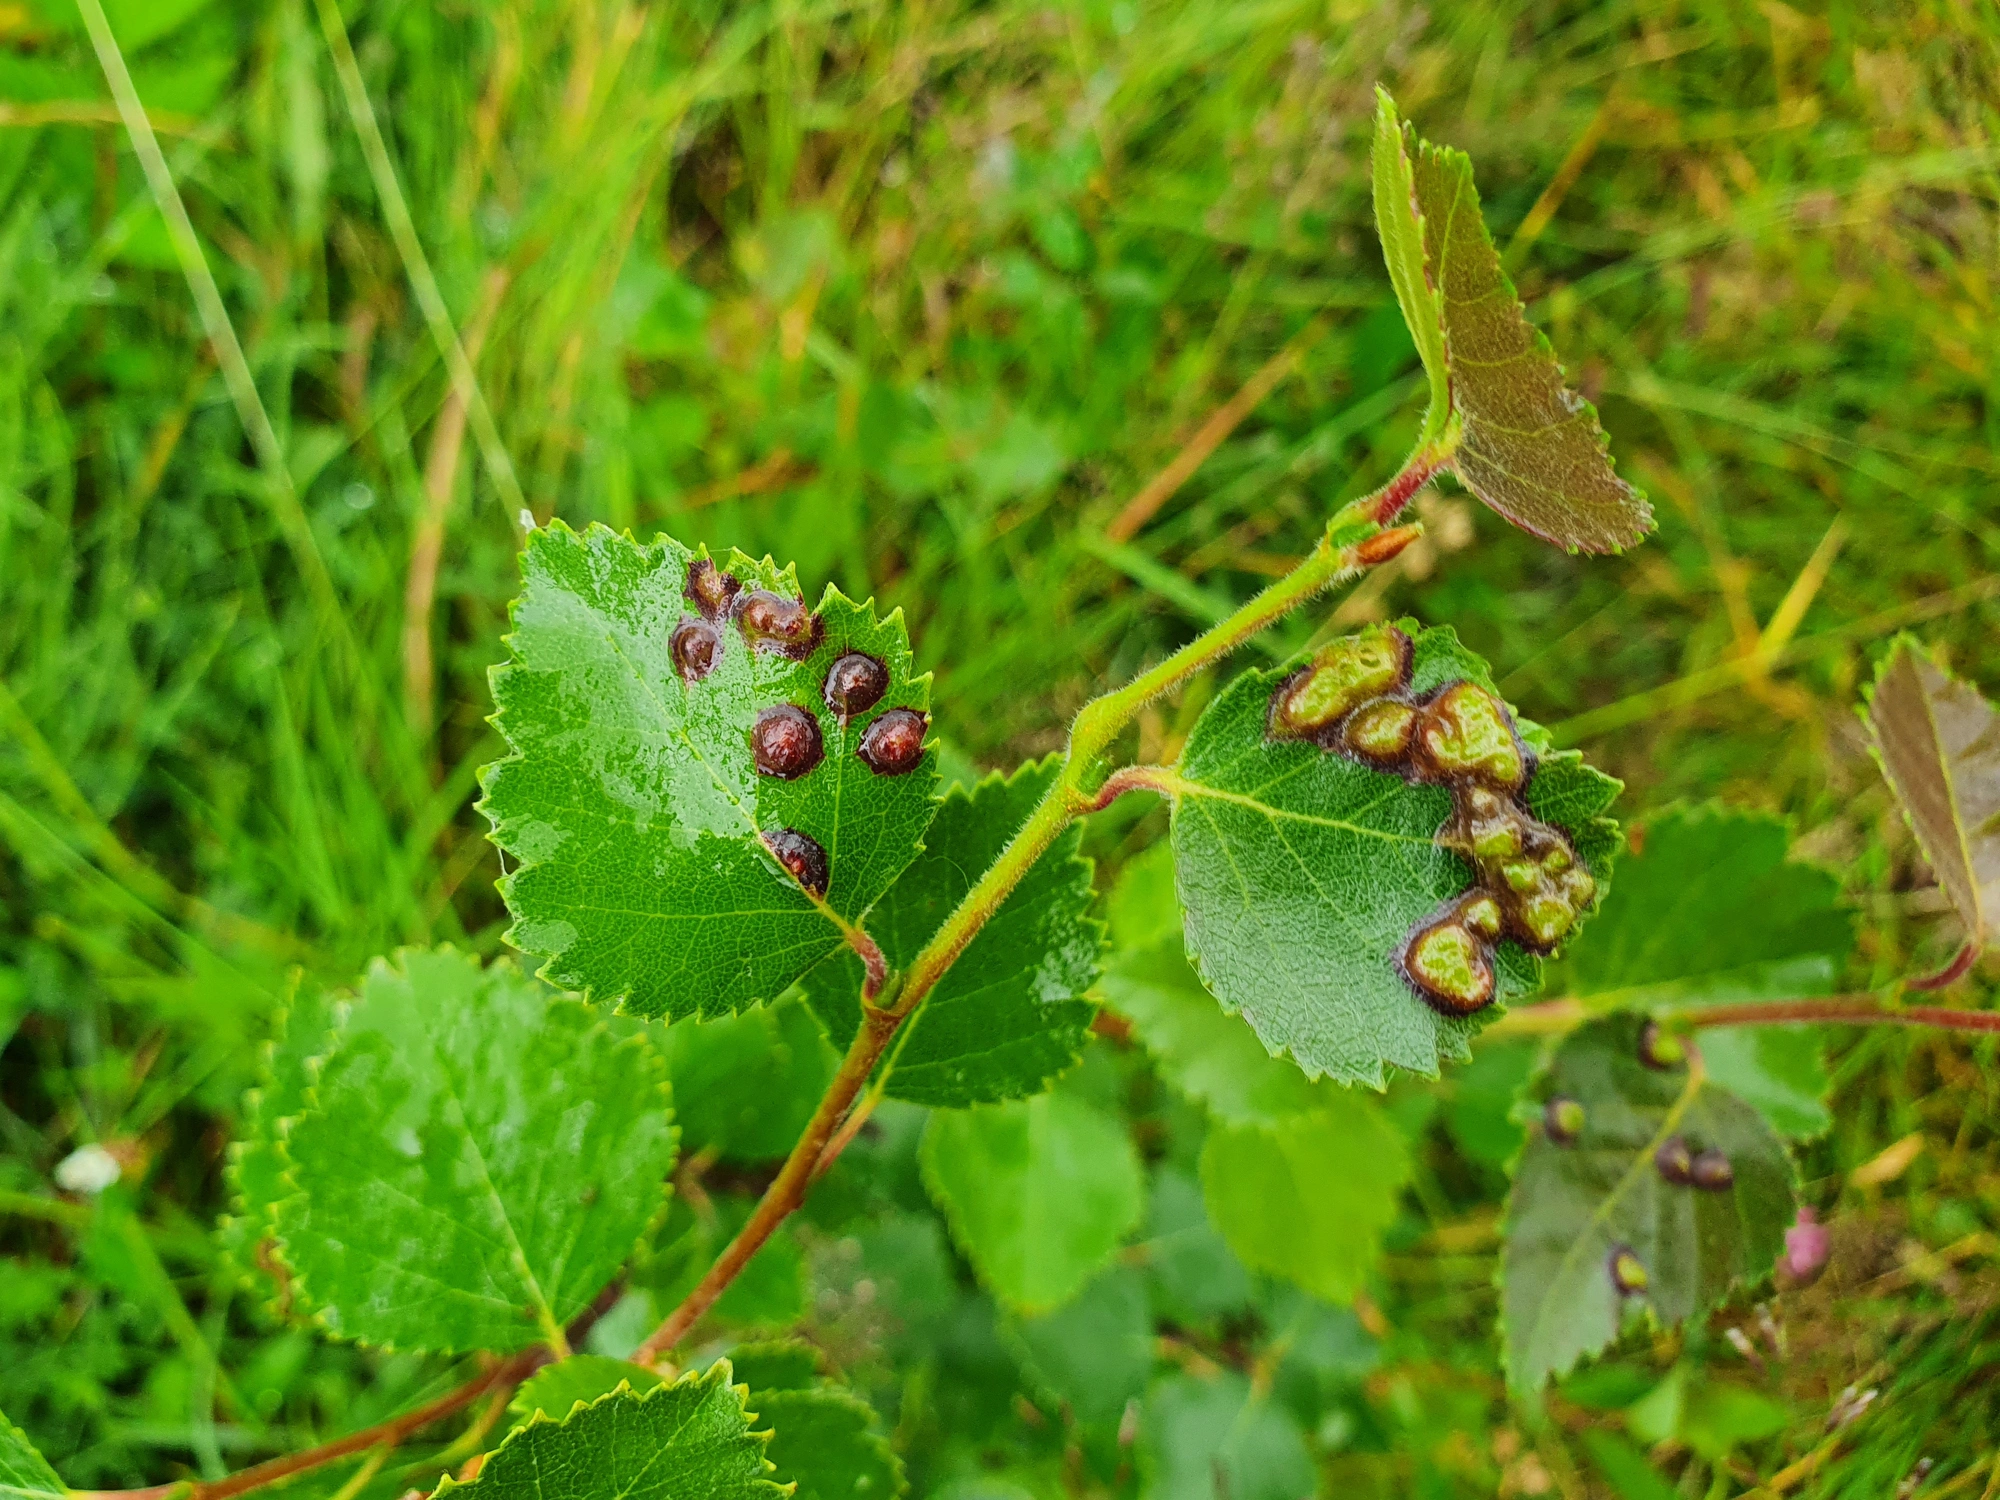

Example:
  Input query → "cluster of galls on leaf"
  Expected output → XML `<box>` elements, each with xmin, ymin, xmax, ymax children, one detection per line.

<box><xmin>672</xmin><ymin>559</ymin><xmax>928</xmax><ymax>899</ymax></box>
<box><xmin>1267</xmin><ymin>624</ymin><xmax>1598</xmax><ymax>1016</ymax></box>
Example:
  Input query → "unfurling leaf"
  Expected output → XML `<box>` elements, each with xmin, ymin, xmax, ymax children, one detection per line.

<box><xmin>1549</xmin><ymin>805</ymin><xmax>1852</xmax><ymax>1138</ymax></box>
<box><xmin>1864</xmin><ymin>639</ymin><xmax>2000</xmax><ymax>956</ymax></box>
<box><xmin>1501</xmin><ymin>1015</ymin><xmax>1795</xmax><ymax>1396</ymax></box>
<box><xmin>275</xmin><ymin>947</ymin><xmax>677</xmax><ymax>1355</ymax></box>
<box><xmin>0</xmin><ymin>1407</ymin><xmax>63</xmax><ymax>1500</ymax></box>
<box><xmin>809</xmin><ymin>759</ymin><xmax>1100</xmax><ymax>1105</ymax></box>
<box><xmin>920</xmin><ymin>1089</ymin><xmax>1145</xmax><ymax>1314</ymax></box>
<box><xmin>1168</xmin><ymin>621</ymin><xmax>1620</xmax><ymax>1086</ymax></box>
<box><xmin>481</xmin><ymin>520</ymin><xmax>938</xmax><ymax>1020</ymax></box>
<box><xmin>1372</xmin><ymin>92</ymin><xmax>1652</xmax><ymax>554</ymax></box>
<box><xmin>437</xmin><ymin>1366</ymin><xmax>784</xmax><ymax>1500</ymax></box>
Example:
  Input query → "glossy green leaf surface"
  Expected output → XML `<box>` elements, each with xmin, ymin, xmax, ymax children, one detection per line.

<box><xmin>1199</xmin><ymin>1097</ymin><xmax>1410</xmax><ymax>1304</ymax></box>
<box><xmin>435</xmin><ymin>1366</ymin><xmax>783</xmax><ymax>1500</ymax></box>
<box><xmin>1170</xmin><ymin>623</ymin><xmax>1620</xmax><ymax>1086</ymax></box>
<box><xmin>1864</xmin><ymin>638</ymin><xmax>2000</xmax><ymax>952</ymax></box>
<box><xmin>920</xmin><ymin>1090</ymin><xmax>1145</xmax><ymax>1314</ymax></box>
<box><xmin>1375</xmin><ymin>95</ymin><xmax>1652</xmax><ymax>553</ymax></box>
<box><xmin>1551</xmin><ymin>805</ymin><xmax>1851</xmax><ymax>1137</ymax></box>
<box><xmin>481</xmin><ymin>520</ymin><xmax>939</xmax><ymax>1020</ymax></box>
<box><xmin>0</xmin><ymin>1408</ymin><xmax>63</xmax><ymax>1500</ymax></box>
<box><xmin>276</xmin><ymin>947</ymin><xmax>677</xmax><ymax>1354</ymax></box>
<box><xmin>810</xmin><ymin>759</ymin><xmax>1099</xmax><ymax>1105</ymax></box>
<box><xmin>1502</xmin><ymin>1015</ymin><xmax>1795</xmax><ymax>1395</ymax></box>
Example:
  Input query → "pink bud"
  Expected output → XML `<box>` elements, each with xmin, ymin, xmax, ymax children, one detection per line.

<box><xmin>1780</xmin><ymin>1207</ymin><xmax>1831</xmax><ymax>1287</ymax></box>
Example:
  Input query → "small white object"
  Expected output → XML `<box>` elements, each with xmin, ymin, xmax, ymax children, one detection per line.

<box><xmin>55</xmin><ymin>1143</ymin><xmax>121</xmax><ymax>1195</ymax></box>
<box><xmin>518</xmin><ymin>508</ymin><xmax>537</xmax><ymax>532</ymax></box>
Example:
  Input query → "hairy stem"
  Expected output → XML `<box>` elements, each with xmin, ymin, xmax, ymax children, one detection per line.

<box><xmin>635</xmin><ymin>464</ymin><xmax>1437</xmax><ymax>1360</ymax></box>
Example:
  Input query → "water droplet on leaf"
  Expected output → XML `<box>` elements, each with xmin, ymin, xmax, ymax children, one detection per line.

<box><xmin>761</xmin><ymin>828</ymin><xmax>829</xmax><ymax>897</ymax></box>
<box><xmin>1654</xmin><ymin>1135</ymin><xmax>1694</xmax><ymax>1185</ymax></box>
<box><xmin>1543</xmin><ymin>1095</ymin><xmax>1585</xmax><ymax>1146</ymax></box>
<box><xmin>859</xmin><ymin>707</ymin><xmax>927</xmax><ymax>776</ymax></box>
<box><xmin>752</xmin><ymin>704</ymin><xmax>824</xmax><ymax>779</ymax></box>
<box><xmin>1403</xmin><ymin>919</ymin><xmax>1494</xmax><ymax>1016</ymax></box>
<box><xmin>823</xmin><ymin>652</ymin><xmax>889</xmax><ymax>719</ymax></box>
<box><xmin>670</xmin><ymin>618</ymin><xmax>722</xmax><ymax>682</ymax></box>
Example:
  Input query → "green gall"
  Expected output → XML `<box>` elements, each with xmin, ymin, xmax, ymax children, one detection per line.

<box><xmin>1608</xmin><ymin>1246</ymin><xmax>1649</xmax><ymax>1295</ymax></box>
<box><xmin>1404</xmin><ymin>920</ymin><xmax>1495</xmax><ymax>1016</ymax></box>
<box><xmin>1342</xmin><ymin>699</ymin><xmax>1417</xmax><ymax>763</ymax></box>
<box><xmin>1638</xmin><ymin>1020</ymin><xmax>1685</xmax><ymax>1070</ymax></box>
<box><xmin>1270</xmin><ymin>625</ymin><xmax>1411</xmax><ymax>736</ymax></box>
<box><xmin>1471</xmin><ymin>817</ymin><xmax>1523</xmax><ymax>860</ymax></box>
<box><xmin>1459</xmin><ymin>892</ymin><xmax>1503</xmax><ymax>940</ymax></box>
<box><xmin>1415</xmin><ymin>681</ymin><xmax>1525</xmax><ymax>789</ymax></box>
<box><xmin>1519</xmin><ymin>893</ymin><xmax>1577</xmax><ymax>949</ymax></box>
<box><xmin>1543</xmin><ymin>1095</ymin><xmax>1585</xmax><ymax>1145</ymax></box>
<box><xmin>1542</xmin><ymin>844</ymin><xmax>1572</xmax><ymax>873</ymax></box>
<box><xmin>1500</xmin><ymin>860</ymin><xmax>1540</xmax><ymax>894</ymax></box>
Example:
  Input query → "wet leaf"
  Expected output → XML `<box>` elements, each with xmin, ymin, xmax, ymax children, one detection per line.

<box><xmin>1864</xmin><ymin>639</ymin><xmax>2000</xmax><ymax>953</ymax></box>
<box><xmin>920</xmin><ymin>1089</ymin><xmax>1145</xmax><ymax>1314</ymax></box>
<box><xmin>276</xmin><ymin>947</ymin><xmax>677</xmax><ymax>1354</ymax></box>
<box><xmin>0</xmin><ymin>1407</ymin><xmax>63</xmax><ymax>1500</ymax></box>
<box><xmin>809</xmin><ymin>759</ymin><xmax>1099</xmax><ymax>1105</ymax></box>
<box><xmin>481</xmin><ymin>520</ymin><xmax>939</xmax><ymax>1020</ymax></box>
<box><xmin>1199</xmin><ymin>1096</ymin><xmax>1410</xmax><ymax>1304</ymax></box>
<box><xmin>1501</xmin><ymin>1015</ymin><xmax>1795</xmax><ymax>1395</ymax></box>
<box><xmin>1374</xmin><ymin>94</ymin><xmax>1652</xmax><ymax>553</ymax></box>
<box><xmin>436</xmin><ymin>1366</ymin><xmax>783</xmax><ymax>1500</ymax></box>
<box><xmin>1550</xmin><ymin>805</ymin><xmax>1853</xmax><ymax>1138</ymax></box>
<box><xmin>1169</xmin><ymin>622</ymin><xmax>1620</xmax><ymax>1086</ymax></box>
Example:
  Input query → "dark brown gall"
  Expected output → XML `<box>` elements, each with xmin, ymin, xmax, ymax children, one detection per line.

<box><xmin>735</xmin><ymin>590</ymin><xmax>822</xmax><ymax>658</ymax></box>
<box><xmin>685</xmin><ymin>558</ymin><xmax>741</xmax><ymax>621</ymax></box>
<box><xmin>1690</xmin><ymin>1149</ymin><xmax>1735</xmax><ymax>1191</ymax></box>
<box><xmin>761</xmin><ymin>828</ymin><xmax>829</xmax><ymax>898</ymax></box>
<box><xmin>823</xmin><ymin>652</ymin><xmax>889</xmax><ymax>719</ymax></box>
<box><xmin>859</xmin><ymin>708</ymin><xmax>928</xmax><ymax>776</ymax></box>
<box><xmin>752</xmin><ymin>704</ymin><xmax>824</xmax><ymax>779</ymax></box>
<box><xmin>670</xmin><ymin>618</ymin><xmax>722</xmax><ymax>682</ymax></box>
<box><xmin>1654</xmin><ymin>1135</ymin><xmax>1694</xmax><ymax>1185</ymax></box>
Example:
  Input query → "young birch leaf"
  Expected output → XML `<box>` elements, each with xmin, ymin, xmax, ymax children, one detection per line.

<box><xmin>480</xmin><ymin>520</ymin><xmax>939</xmax><ymax>1020</ymax></box>
<box><xmin>1375</xmin><ymin>94</ymin><xmax>1652</xmax><ymax>554</ymax></box>
<box><xmin>920</xmin><ymin>1090</ymin><xmax>1146</xmax><ymax>1314</ymax></box>
<box><xmin>1864</xmin><ymin>639</ymin><xmax>2000</xmax><ymax>955</ymax></box>
<box><xmin>1138</xmin><ymin>1373</ymin><xmax>1315</xmax><ymax>1500</ymax></box>
<box><xmin>510</xmin><ymin>1356</ymin><xmax>662</xmax><ymax>1421</ymax></box>
<box><xmin>1004</xmin><ymin>1265</ymin><xmax>1154</xmax><ymax>1430</ymax></box>
<box><xmin>1549</xmin><ymin>805</ymin><xmax>1852</xmax><ymax>1138</ymax></box>
<box><xmin>1169</xmin><ymin>622</ymin><xmax>1620</xmax><ymax>1086</ymax></box>
<box><xmin>1199</xmin><ymin>1096</ymin><xmax>1410</xmax><ymax>1304</ymax></box>
<box><xmin>435</xmin><ymin>1366</ymin><xmax>783</xmax><ymax>1500</ymax></box>
<box><xmin>809</xmin><ymin>759</ymin><xmax>1099</xmax><ymax>1105</ymax></box>
<box><xmin>0</xmin><ymin>1408</ymin><xmax>63</xmax><ymax>1500</ymax></box>
<box><xmin>1502</xmin><ymin>1015</ymin><xmax>1795</xmax><ymax>1396</ymax></box>
<box><xmin>276</xmin><ymin>947</ymin><xmax>676</xmax><ymax>1355</ymax></box>
<box><xmin>1371</xmin><ymin>88</ymin><xmax>1450</xmax><ymax>447</ymax></box>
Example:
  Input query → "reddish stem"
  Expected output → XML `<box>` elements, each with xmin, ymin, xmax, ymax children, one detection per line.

<box><xmin>1680</xmin><ymin>996</ymin><xmax>2000</xmax><ymax>1034</ymax></box>
<box><xmin>1366</xmin><ymin>456</ymin><xmax>1440</xmax><ymax>524</ymax></box>
<box><xmin>1905</xmin><ymin>942</ymin><xmax>1978</xmax><ymax>992</ymax></box>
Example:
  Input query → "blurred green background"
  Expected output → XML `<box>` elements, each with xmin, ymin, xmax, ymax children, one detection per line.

<box><xmin>2</xmin><ymin>0</ymin><xmax>1997</xmax><ymax>1494</ymax></box>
